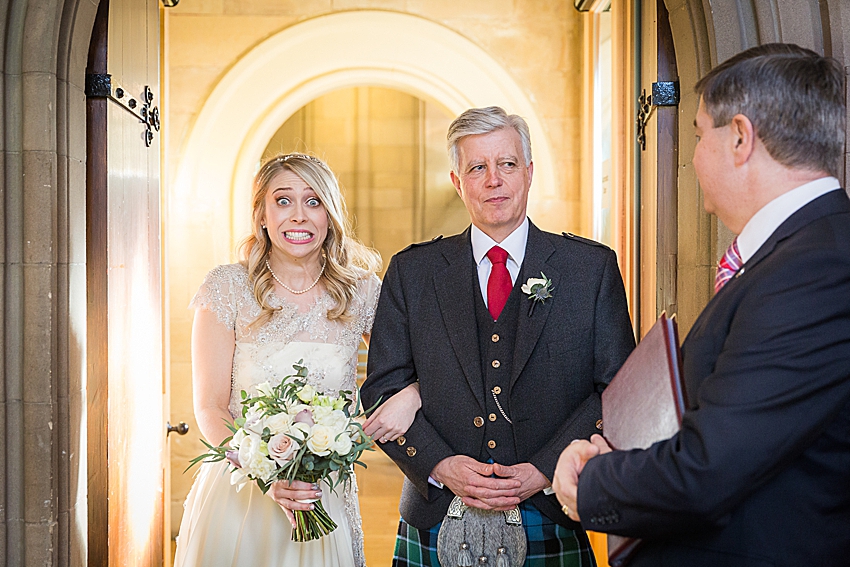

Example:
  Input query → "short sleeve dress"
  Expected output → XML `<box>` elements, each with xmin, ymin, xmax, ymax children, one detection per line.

<box><xmin>173</xmin><ymin>263</ymin><xmax>381</xmax><ymax>567</ymax></box>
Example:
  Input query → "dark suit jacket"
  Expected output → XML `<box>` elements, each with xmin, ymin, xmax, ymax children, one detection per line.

<box><xmin>577</xmin><ymin>189</ymin><xmax>850</xmax><ymax>566</ymax></box>
<box><xmin>362</xmin><ymin>222</ymin><xmax>635</xmax><ymax>529</ymax></box>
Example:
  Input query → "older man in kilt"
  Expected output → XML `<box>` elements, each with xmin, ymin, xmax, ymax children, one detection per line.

<box><xmin>361</xmin><ymin>106</ymin><xmax>635</xmax><ymax>567</ymax></box>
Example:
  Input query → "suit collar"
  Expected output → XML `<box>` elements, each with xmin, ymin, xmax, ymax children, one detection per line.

<box><xmin>743</xmin><ymin>189</ymin><xmax>849</xmax><ymax>273</ymax></box>
<box><xmin>737</xmin><ymin>177</ymin><xmax>840</xmax><ymax>263</ymax></box>
<box><xmin>692</xmin><ymin>189</ymin><xmax>849</xmax><ymax>341</ymax></box>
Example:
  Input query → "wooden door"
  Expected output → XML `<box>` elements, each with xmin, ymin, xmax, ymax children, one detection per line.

<box><xmin>87</xmin><ymin>0</ymin><xmax>165</xmax><ymax>565</ymax></box>
<box><xmin>638</xmin><ymin>0</ymin><xmax>679</xmax><ymax>336</ymax></box>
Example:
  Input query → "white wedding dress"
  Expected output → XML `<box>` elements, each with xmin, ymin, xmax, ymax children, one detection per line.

<box><xmin>174</xmin><ymin>263</ymin><xmax>380</xmax><ymax>567</ymax></box>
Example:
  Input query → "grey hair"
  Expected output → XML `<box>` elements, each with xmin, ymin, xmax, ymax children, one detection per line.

<box><xmin>446</xmin><ymin>106</ymin><xmax>532</xmax><ymax>173</ymax></box>
<box><xmin>695</xmin><ymin>43</ymin><xmax>845</xmax><ymax>178</ymax></box>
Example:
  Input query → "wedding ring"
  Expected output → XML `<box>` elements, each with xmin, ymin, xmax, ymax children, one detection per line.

<box><xmin>562</xmin><ymin>504</ymin><xmax>570</xmax><ymax>516</ymax></box>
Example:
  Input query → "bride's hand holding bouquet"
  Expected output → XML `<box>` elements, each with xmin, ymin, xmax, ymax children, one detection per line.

<box><xmin>190</xmin><ymin>362</ymin><xmax>374</xmax><ymax>541</ymax></box>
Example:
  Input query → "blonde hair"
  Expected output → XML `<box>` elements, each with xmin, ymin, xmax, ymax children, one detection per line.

<box><xmin>239</xmin><ymin>153</ymin><xmax>382</xmax><ymax>327</ymax></box>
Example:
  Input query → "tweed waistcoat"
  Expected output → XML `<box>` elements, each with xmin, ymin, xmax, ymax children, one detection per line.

<box><xmin>474</xmin><ymin>276</ymin><xmax>521</xmax><ymax>464</ymax></box>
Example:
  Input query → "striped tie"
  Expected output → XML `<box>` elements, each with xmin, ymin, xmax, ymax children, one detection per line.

<box><xmin>714</xmin><ymin>238</ymin><xmax>742</xmax><ymax>293</ymax></box>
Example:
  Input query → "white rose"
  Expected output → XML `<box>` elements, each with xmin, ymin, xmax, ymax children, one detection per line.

<box><xmin>237</xmin><ymin>433</ymin><xmax>261</xmax><ymax>471</ymax></box>
<box><xmin>319</xmin><ymin>409</ymin><xmax>349</xmax><ymax>431</ymax></box>
<box><xmin>265</xmin><ymin>412</ymin><xmax>293</xmax><ymax>435</ymax></box>
<box><xmin>331</xmin><ymin>431</ymin><xmax>353</xmax><ymax>456</ymax></box>
<box><xmin>521</xmin><ymin>277</ymin><xmax>547</xmax><ymax>294</ymax></box>
<box><xmin>244</xmin><ymin>448</ymin><xmax>270</xmax><ymax>479</ymax></box>
<box><xmin>243</xmin><ymin>408</ymin><xmax>265</xmax><ymax>435</ymax></box>
<box><xmin>297</xmin><ymin>384</ymin><xmax>316</xmax><ymax>403</ymax></box>
<box><xmin>229</xmin><ymin>428</ymin><xmax>247</xmax><ymax>449</ymax></box>
<box><xmin>307</xmin><ymin>424</ymin><xmax>335</xmax><ymax>456</ymax></box>
<box><xmin>312</xmin><ymin>405</ymin><xmax>332</xmax><ymax>424</ymax></box>
<box><xmin>230</xmin><ymin>468</ymin><xmax>250</xmax><ymax>492</ymax></box>
<box><xmin>251</xmin><ymin>455</ymin><xmax>278</xmax><ymax>483</ymax></box>
<box><xmin>289</xmin><ymin>403</ymin><xmax>309</xmax><ymax>415</ymax></box>
<box><xmin>267</xmin><ymin>433</ymin><xmax>297</xmax><ymax>465</ymax></box>
<box><xmin>290</xmin><ymin>422</ymin><xmax>311</xmax><ymax>440</ymax></box>
<box><xmin>256</xmin><ymin>381</ymin><xmax>274</xmax><ymax>397</ymax></box>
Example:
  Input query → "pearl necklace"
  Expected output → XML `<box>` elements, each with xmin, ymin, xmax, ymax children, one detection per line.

<box><xmin>265</xmin><ymin>259</ymin><xmax>326</xmax><ymax>295</ymax></box>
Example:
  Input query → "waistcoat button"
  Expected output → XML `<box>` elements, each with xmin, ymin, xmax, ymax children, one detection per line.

<box><xmin>491</xmin><ymin>334</ymin><xmax>499</xmax><ymax>342</ymax></box>
<box><xmin>489</xmin><ymin>413</ymin><xmax>497</xmax><ymax>422</ymax></box>
<box><xmin>487</xmin><ymin>440</ymin><xmax>496</xmax><ymax>449</ymax></box>
<box><xmin>473</xmin><ymin>416</ymin><xmax>484</xmax><ymax>428</ymax></box>
<box><xmin>491</xmin><ymin>360</ymin><xmax>500</xmax><ymax>368</ymax></box>
<box><xmin>492</xmin><ymin>386</ymin><xmax>502</xmax><ymax>394</ymax></box>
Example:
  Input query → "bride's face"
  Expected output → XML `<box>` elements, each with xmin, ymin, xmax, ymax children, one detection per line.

<box><xmin>261</xmin><ymin>169</ymin><xmax>329</xmax><ymax>264</ymax></box>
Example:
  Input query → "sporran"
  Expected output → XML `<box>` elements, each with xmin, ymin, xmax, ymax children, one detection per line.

<box><xmin>436</xmin><ymin>496</ymin><xmax>527</xmax><ymax>567</ymax></box>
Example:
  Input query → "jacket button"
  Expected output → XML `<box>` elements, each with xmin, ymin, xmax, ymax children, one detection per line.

<box><xmin>487</xmin><ymin>440</ymin><xmax>496</xmax><ymax>449</ymax></box>
<box><xmin>493</xmin><ymin>386</ymin><xmax>502</xmax><ymax>394</ymax></box>
<box><xmin>596</xmin><ymin>419</ymin><xmax>603</xmax><ymax>430</ymax></box>
<box><xmin>491</xmin><ymin>334</ymin><xmax>499</xmax><ymax>342</ymax></box>
<box><xmin>489</xmin><ymin>413</ymin><xmax>497</xmax><ymax>422</ymax></box>
<box><xmin>396</xmin><ymin>436</ymin><xmax>406</xmax><ymax>446</ymax></box>
<box><xmin>491</xmin><ymin>360</ymin><xmax>500</xmax><ymax>368</ymax></box>
<box><xmin>406</xmin><ymin>446</ymin><xmax>417</xmax><ymax>457</ymax></box>
<box><xmin>473</xmin><ymin>416</ymin><xmax>484</xmax><ymax>428</ymax></box>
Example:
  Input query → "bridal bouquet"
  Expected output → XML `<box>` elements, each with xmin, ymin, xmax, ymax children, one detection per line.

<box><xmin>190</xmin><ymin>361</ymin><xmax>373</xmax><ymax>541</ymax></box>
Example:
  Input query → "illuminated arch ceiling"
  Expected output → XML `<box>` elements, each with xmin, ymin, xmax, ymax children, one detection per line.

<box><xmin>174</xmin><ymin>10</ymin><xmax>559</xmax><ymax>247</ymax></box>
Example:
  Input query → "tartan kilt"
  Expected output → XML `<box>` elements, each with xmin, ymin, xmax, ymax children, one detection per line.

<box><xmin>392</xmin><ymin>502</ymin><xmax>596</xmax><ymax>567</ymax></box>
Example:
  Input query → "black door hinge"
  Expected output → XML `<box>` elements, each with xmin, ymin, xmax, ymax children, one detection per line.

<box><xmin>85</xmin><ymin>73</ymin><xmax>161</xmax><ymax>147</ymax></box>
<box><xmin>637</xmin><ymin>80</ymin><xmax>680</xmax><ymax>150</ymax></box>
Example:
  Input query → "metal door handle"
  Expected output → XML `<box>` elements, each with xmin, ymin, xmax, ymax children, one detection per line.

<box><xmin>166</xmin><ymin>421</ymin><xmax>189</xmax><ymax>436</ymax></box>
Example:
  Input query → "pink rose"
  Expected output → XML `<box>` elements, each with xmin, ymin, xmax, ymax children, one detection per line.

<box><xmin>268</xmin><ymin>433</ymin><xmax>297</xmax><ymax>465</ymax></box>
<box><xmin>293</xmin><ymin>409</ymin><xmax>314</xmax><ymax>427</ymax></box>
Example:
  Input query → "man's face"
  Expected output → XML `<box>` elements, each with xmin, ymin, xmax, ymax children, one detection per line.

<box><xmin>451</xmin><ymin>128</ymin><xmax>533</xmax><ymax>242</ymax></box>
<box><xmin>693</xmin><ymin>98</ymin><xmax>736</xmax><ymax>218</ymax></box>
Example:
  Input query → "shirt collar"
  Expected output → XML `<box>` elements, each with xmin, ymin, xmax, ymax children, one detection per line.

<box><xmin>737</xmin><ymin>177</ymin><xmax>841</xmax><ymax>263</ymax></box>
<box><xmin>471</xmin><ymin>218</ymin><xmax>529</xmax><ymax>267</ymax></box>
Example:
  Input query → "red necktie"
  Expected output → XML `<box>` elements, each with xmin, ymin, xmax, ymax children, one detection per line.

<box><xmin>486</xmin><ymin>246</ymin><xmax>512</xmax><ymax>320</ymax></box>
<box><xmin>714</xmin><ymin>238</ymin><xmax>742</xmax><ymax>293</ymax></box>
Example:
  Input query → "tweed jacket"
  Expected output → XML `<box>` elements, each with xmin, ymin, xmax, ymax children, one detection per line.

<box><xmin>362</xmin><ymin>221</ymin><xmax>635</xmax><ymax>529</ymax></box>
<box><xmin>577</xmin><ymin>189</ymin><xmax>850</xmax><ymax>566</ymax></box>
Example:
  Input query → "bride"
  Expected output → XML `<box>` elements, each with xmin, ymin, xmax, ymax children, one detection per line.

<box><xmin>174</xmin><ymin>153</ymin><xmax>420</xmax><ymax>567</ymax></box>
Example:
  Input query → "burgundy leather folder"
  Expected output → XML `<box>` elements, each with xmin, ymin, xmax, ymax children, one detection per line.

<box><xmin>600</xmin><ymin>313</ymin><xmax>686</xmax><ymax>566</ymax></box>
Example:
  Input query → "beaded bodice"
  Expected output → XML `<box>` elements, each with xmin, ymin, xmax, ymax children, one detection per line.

<box><xmin>190</xmin><ymin>263</ymin><xmax>381</xmax><ymax>417</ymax></box>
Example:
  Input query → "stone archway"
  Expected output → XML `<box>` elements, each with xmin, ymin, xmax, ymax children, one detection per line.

<box><xmin>1</xmin><ymin>0</ymin><xmax>102</xmax><ymax>564</ymax></box>
<box><xmin>171</xmin><ymin>10</ymin><xmax>562</xmax><ymax>261</ymax></box>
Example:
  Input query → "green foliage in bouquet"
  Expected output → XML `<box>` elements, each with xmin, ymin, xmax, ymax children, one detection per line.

<box><xmin>189</xmin><ymin>361</ymin><xmax>377</xmax><ymax>541</ymax></box>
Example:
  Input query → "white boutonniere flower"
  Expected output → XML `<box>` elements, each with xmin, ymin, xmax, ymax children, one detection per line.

<box><xmin>522</xmin><ymin>273</ymin><xmax>553</xmax><ymax>316</ymax></box>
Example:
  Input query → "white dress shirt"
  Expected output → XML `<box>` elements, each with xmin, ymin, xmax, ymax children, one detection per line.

<box><xmin>737</xmin><ymin>177</ymin><xmax>841</xmax><ymax>263</ymax></box>
<box><xmin>471</xmin><ymin>218</ymin><xmax>529</xmax><ymax>307</ymax></box>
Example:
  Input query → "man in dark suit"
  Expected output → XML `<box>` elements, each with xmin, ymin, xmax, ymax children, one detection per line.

<box><xmin>361</xmin><ymin>106</ymin><xmax>635</xmax><ymax>566</ymax></box>
<box><xmin>553</xmin><ymin>44</ymin><xmax>850</xmax><ymax>566</ymax></box>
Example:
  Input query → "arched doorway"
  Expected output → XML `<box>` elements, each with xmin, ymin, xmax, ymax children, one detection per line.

<box><xmin>167</xmin><ymin>12</ymin><xmax>566</xmax><ymax>541</ymax></box>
